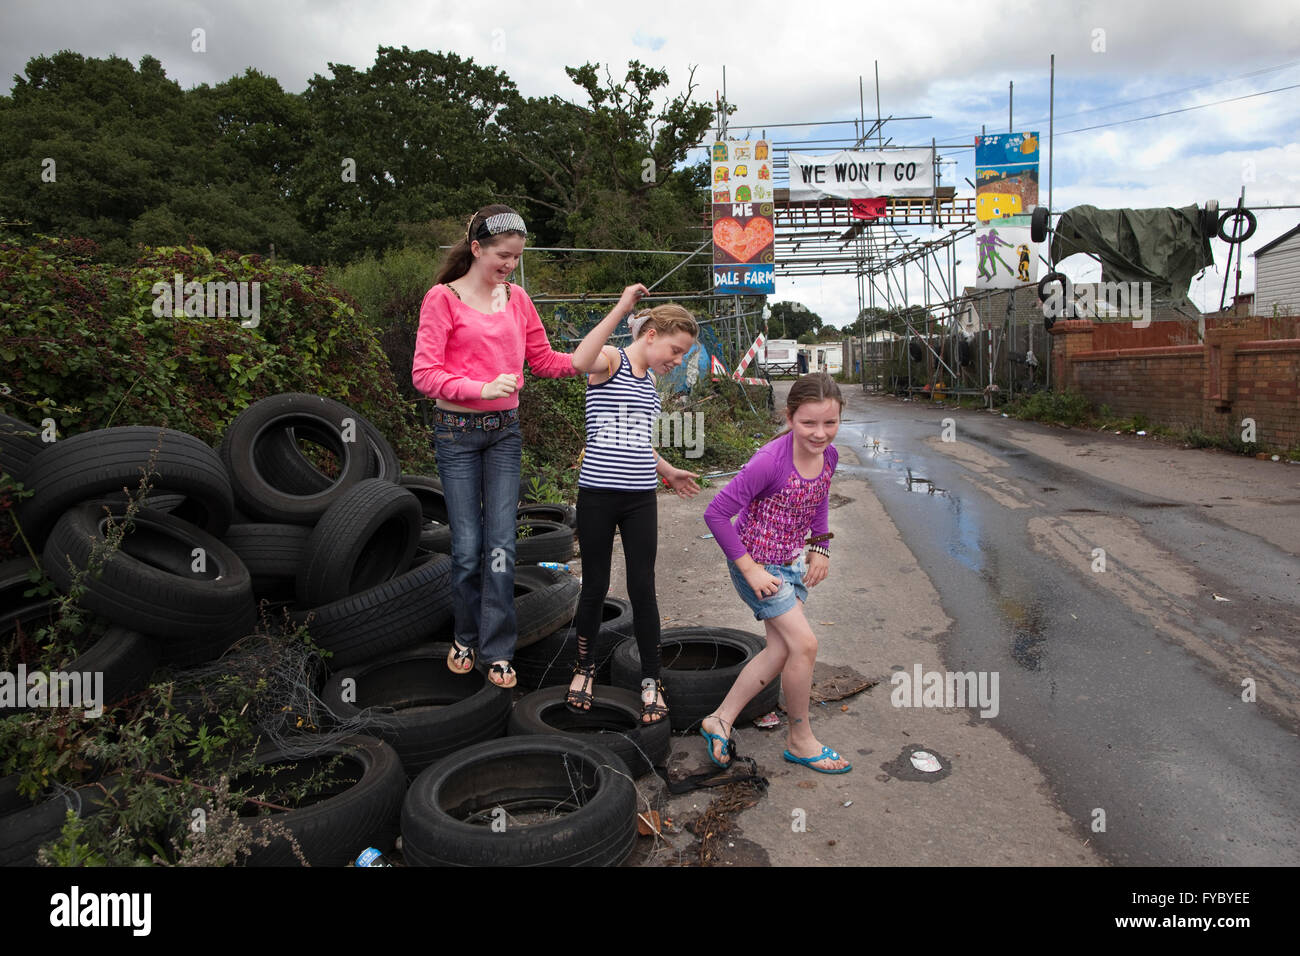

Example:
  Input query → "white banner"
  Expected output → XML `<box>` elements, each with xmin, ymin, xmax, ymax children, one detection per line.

<box><xmin>788</xmin><ymin>149</ymin><xmax>935</xmax><ymax>200</ymax></box>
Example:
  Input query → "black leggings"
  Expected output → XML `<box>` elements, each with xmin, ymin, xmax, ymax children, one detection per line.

<box><xmin>574</xmin><ymin>487</ymin><xmax>660</xmax><ymax>679</ymax></box>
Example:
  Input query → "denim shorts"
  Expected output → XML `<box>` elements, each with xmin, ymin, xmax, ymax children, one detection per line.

<box><xmin>728</xmin><ymin>554</ymin><xmax>808</xmax><ymax>621</ymax></box>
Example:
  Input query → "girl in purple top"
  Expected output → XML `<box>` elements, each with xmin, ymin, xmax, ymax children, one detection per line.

<box><xmin>701</xmin><ymin>373</ymin><xmax>852</xmax><ymax>774</ymax></box>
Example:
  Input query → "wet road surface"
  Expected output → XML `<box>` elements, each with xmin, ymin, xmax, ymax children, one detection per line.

<box><xmin>835</xmin><ymin>399</ymin><xmax>1300</xmax><ymax>866</ymax></box>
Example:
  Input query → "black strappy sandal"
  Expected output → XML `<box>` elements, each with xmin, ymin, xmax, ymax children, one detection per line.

<box><xmin>488</xmin><ymin>660</ymin><xmax>517</xmax><ymax>689</ymax></box>
<box><xmin>566</xmin><ymin>660</ymin><xmax>596</xmax><ymax>713</ymax></box>
<box><xmin>640</xmin><ymin>677</ymin><xmax>669</xmax><ymax>725</ymax></box>
<box><xmin>447</xmin><ymin>639</ymin><xmax>475</xmax><ymax>674</ymax></box>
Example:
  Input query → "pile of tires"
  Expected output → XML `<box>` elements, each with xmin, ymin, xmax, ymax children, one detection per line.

<box><xmin>3</xmin><ymin>392</ymin><xmax>718</xmax><ymax>867</ymax></box>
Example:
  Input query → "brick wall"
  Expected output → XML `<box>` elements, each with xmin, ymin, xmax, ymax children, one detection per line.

<box><xmin>1051</xmin><ymin>317</ymin><xmax>1300</xmax><ymax>449</ymax></box>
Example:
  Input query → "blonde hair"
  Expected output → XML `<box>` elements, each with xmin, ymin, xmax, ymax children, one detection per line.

<box><xmin>629</xmin><ymin>303</ymin><xmax>698</xmax><ymax>340</ymax></box>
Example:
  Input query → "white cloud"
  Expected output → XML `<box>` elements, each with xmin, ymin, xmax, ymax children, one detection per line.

<box><xmin>1</xmin><ymin>0</ymin><xmax>1297</xmax><ymax>319</ymax></box>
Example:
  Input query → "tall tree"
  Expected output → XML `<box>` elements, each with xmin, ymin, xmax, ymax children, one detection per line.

<box><xmin>494</xmin><ymin>61</ymin><xmax>714</xmax><ymax>290</ymax></box>
<box><xmin>293</xmin><ymin>46</ymin><xmax>517</xmax><ymax>263</ymax></box>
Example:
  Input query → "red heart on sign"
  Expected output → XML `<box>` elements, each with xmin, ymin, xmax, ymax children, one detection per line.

<box><xmin>713</xmin><ymin>217</ymin><xmax>774</xmax><ymax>263</ymax></box>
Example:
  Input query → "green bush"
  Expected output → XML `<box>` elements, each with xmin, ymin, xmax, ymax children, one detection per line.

<box><xmin>0</xmin><ymin>238</ymin><xmax>439</xmax><ymax>557</ymax></box>
<box><xmin>1006</xmin><ymin>389</ymin><xmax>1092</xmax><ymax>427</ymax></box>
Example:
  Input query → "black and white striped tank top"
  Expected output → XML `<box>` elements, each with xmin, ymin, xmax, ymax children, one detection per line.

<box><xmin>579</xmin><ymin>348</ymin><xmax>662</xmax><ymax>490</ymax></box>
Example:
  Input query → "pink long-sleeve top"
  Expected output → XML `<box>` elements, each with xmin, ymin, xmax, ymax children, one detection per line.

<box><xmin>703</xmin><ymin>430</ymin><xmax>837</xmax><ymax>565</ymax></box>
<box><xmin>412</xmin><ymin>283</ymin><xmax>579</xmax><ymax>410</ymax></box>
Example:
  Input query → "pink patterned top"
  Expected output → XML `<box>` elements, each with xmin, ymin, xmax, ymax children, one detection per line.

<box><xmin>704</xmin><ymin>430</ymin><xmax>836</xmax><ymax>565</ymax></box>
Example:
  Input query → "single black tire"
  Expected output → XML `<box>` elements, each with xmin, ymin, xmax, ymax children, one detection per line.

<box><xmin>0</xmin><ymin>556</ymin><xmax>42</xmax><ymax>617</ymax></box>
<box><xmin>400</xmin><ymin>475</ymin><xmax>450</xmax><ymax>525</ymax></box>
<box><xmin>218</xmin><ymin>393</ymin><xmax>372</xmax><ymax>525</ymax></box>
<box><xmin>512</xmin><ymin>598</ymin><xmax>635</xmax><ymax>689</ymax></box>
<box><xmin>598</xmin><ymin>597</ymin><xmax>634</xmax><ymax>639</ymax></box>
<box><xmin>258</xmin><ymin>414</ymin><xmax>400</xmax><ymax>493</ymax></box>
<box><xmin>220</xmin><ymin>523</ymin><xmax>312</xmax><ymax>596</ymax></box>
<box><xmin>1030</xmin><ymin>205</ymin><xmax>1050</xmax><ymax>243</ymax></box>
<box><xmin>17</xmin><ymin>426</ymin><xmax>234</xmax><ymax>545</ymax></box>
<box><xmin>421</xmin><ymin>519</ymin><xmax>575</xmax><ymax>565</ymax></box>
<box><xmin>237</xmin><ymin>736</ymin><xmax>407</xmax><ymax>867</ymax></box>
<box><xmin>515</xmin><ymin>518</ymin><xmax>575</xmax><ymax>565</ymax></box>
<box><xmin>296</xmin><ymin>479</ymin><xmax>421</xmax><ymax>606</ymax></box>
<box><xmin>419</xmin><ymin>523</ymin><xmax>454</xmax><ymax>555</ymax></box>
<box><xmin>516</xmin><ymin>502</ymin><xmax>578</xmax><ymax>530</ymax></box>
<box><xmin>508</xmin><ymin>685</ymin><xmax>671</xmax><ymax>777</ymax></box>
<box><xmin>610</xmin><ymin>627</ymin><xmax>780</xmax><ymax>732</ymax></box>
<box><xmin>0</xmin><ymin>413</ymin><xmax>46</xmax><ymax>485</ymax></box>
<box><xmin>400</xmin><ymin>735</ymin><xmax>637</xmax><ymax>867</ymax></box>
<box><xmin>907</xmin><ymin>338</ymin><xmax>925</xmax><ymax>363</ymax></box>
<box><xmin>43</xmin><ymin>503</ymin><xmax>256</xmax><ymax>666</ymax></box>
<box><xmin>1200</xmin><ymin>200</ymin><xmax>1220</xmax><ymax>238</ymax></box>
<box><xmin>322</xmin><ymin>643</ymin><xmax>512</xmax><ymax>776</ymax></box>
<box><xmin>0</xmin><ymin>776</ymin><xmax>112</xmax><ymax>867</ymax></box>
<box><xmin>0</xmin><ymin>558</ymin><xmax>159</xmax><ymax>712</ymax></box>
<box><xmin>953</xmin><ymin>334</ymin><xmax>974</xmax><ymax>368</ymax></box>
<box><xmin>67</xmin><ymin>625</ymin><xmax>160</xmax><ymax>711</ymax></box>
<box><xmin>1218</xmin><ymin>208</ymin><xmax>1256</xmax><ymax>244</ymax></box>
<box><xmin>1037</xmin><ymin>271</ymin><xmax>1067</xmax><ymax>302</ymax></box>
<box><xmin>513</xmin><ymin>565</ymin><xmax>581</xmax><ymax>650</ymax></box>
<box><xmin>416</xmin><ymin>521</ymin><xmax>451</xmax><ymax>556</ymax></box>
<box><xmin>293</xmin><ymin>554</ymin><xmax>454</xmax><ymax>669</ymax></box>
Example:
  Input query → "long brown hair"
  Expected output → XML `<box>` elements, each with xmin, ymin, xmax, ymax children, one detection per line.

<box><xmin>785</xmin><ymin>372</ymin><xmax>843</xmax><ymax>419</ymax></box>
<box><xmin>435</xmin><ymin>204</ymin><xmax>526</xmax><ymax>285</ymax></box>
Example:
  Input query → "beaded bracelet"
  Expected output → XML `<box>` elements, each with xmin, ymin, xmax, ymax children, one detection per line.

<box><xmin>806</xmin><ymin>544</ymin><xmax>830</xmax><ymax>558</ymax></box>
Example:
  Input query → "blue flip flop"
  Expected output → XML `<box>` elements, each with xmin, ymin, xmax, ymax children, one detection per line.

<box><xmin>783</xmin><ymin>746</ymin><xmax>852</xmax><ymax>774</ymax></box>
<box><xmin>700</xmin><ymin>718</ymin><xmax>733</xmax><ymax>769</ymax></box>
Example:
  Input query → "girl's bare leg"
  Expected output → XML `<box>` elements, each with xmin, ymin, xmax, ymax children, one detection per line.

<box><xmin>765</xmin><ymin>602</ymin><xmax>849</xmax><ymax>771</ymax></box>
<box><xmin>700</xmin><ymin>623</ymin><xmax>789</xmax><ymax>764</ymax></box>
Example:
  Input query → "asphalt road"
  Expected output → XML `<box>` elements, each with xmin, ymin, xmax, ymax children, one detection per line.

<box><xmin>836</xmin><ymin>396</ymin><xmax>1300</xmax><ymax>866</ymax></box>
<box><xmin>622</xmin><ymin>382</ymin><xmax>1299</xmax><ymax>866</ymax></box>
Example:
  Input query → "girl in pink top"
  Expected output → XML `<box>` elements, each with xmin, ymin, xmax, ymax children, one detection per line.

<box><xmin>701</xmin><ymin>373</ymin><xmax>852</xmax><ymax>774</ymax></box>
<box><xmin>412</xmin><ymin>203</ymin><xmax>646</xmax><ymax>688</ymax></box>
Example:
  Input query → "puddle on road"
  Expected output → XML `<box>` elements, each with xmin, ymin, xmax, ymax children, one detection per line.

<box><xmin>997</xmin><ymin>595</ymin><xmax>1051</xmax><ymax>671</ymax></box>
<box><xmin>901</xmin><ymin>468</ymin><xmax>948</xmax><ymax>497</ymax></box>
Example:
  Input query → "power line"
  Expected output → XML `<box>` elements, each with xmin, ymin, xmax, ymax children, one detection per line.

<box><xmin>1053</xmin><ymin>82</ymin><xmax>1300</xmax><ymax>136</ymax></box>
<box><xmin>1012</xmin><ymin>57</ymin><xmax>1300</xmax><ymax>128</ymax></box>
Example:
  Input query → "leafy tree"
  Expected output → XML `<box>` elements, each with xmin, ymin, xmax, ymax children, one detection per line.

<box><xmin>0</xmin><ymin>55</ymin><xmax>312</xmax><ymax>262</ymax></box>
<box><xmin>494</xmin><ymin>61</ymin><xmax>715</xmax><ymax>291</ymax></box>
<box><xmin>293</xmin><ymin>46</ymin><xmax>517</xmax><ymax>264</ymax></box>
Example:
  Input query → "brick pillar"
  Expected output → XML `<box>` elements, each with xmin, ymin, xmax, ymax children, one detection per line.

<box><xmin>1203</xmin><ymin>324</ymin><xmax>1266</xmax><ymax>433</ymax></box>
<box><xmin>1049</xmin><ymin>319</ymin><xmax>1095</xmax><ymax>392</ymax></box>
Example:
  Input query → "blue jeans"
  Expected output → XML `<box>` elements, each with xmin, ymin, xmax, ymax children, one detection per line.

<box><xmin>433</xmin><ymin>418</ymin><xmax>522</xmax><ymax>664</ymax></box>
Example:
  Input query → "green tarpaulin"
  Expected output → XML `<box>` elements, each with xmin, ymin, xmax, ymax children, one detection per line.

<box><xmin>1050</xmin><ymin>204</ymin><xmax>1215</xmax><ymax>301</ymax></box>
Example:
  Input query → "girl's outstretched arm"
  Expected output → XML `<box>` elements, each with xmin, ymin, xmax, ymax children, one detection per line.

<box><xmin>570</xmin><ymin>283</ymin><xmax>648</xmax><ymax>375</ymax></box>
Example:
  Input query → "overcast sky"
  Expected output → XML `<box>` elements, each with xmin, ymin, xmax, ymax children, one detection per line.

<box><xmin>3</xmin><ymin>0</ymin><xmax>1298</xmax><ymax>324</ymax></box>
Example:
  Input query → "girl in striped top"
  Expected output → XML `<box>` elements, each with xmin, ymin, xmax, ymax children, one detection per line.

<box><xmin>566</xmin><ymin>302</ymin><xmax>702</xmax><ymax>724</ymax></box>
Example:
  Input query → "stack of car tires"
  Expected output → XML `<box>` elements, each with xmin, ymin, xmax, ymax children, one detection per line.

<box><xmin>2</xmin><ymin>393</ymin><xmax>777</xmax><ymax>867</ymax></box>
